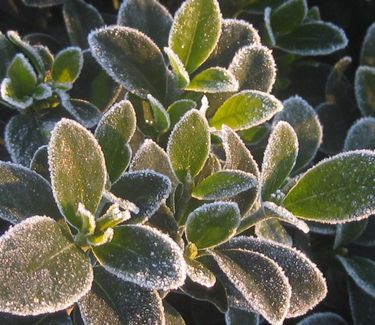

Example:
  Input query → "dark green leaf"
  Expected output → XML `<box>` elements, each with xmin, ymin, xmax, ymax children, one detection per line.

<box><xmin>344</xmin><ymin>117</ymin><xmax>375</xmax><ymax>151</ymax></box>
<box><xmin>52</xmin><ymin>47</ymin><xmax>83</xmax><ymax>84</ymax></box>
<box><xmin>164</xmin><ymin>47</ymin><xmax>190</xmax><ymax>88</ymax></box>
<box><xmin>164</xmin><ymin>302</ymin><xmax>186</xmax><ymax>325</ymax></box>
<box><xmin>306</xmin><ymin>6</ymin><xmax>321</xmax><ymax>21</ymax></box>
<box><xmin>0</xmin><ymin>32</ymin><xmax>16</xmax><ymax>80</ymax></box>
<box><xmin>334</xmin><ymin>220</ymin><xmax>368</xmax><ymax>250</ymax></box>
<box><xmin>360</xmin><ymin>23</ymin><xmax>375</xmax><ymax>66</ymax></box>
<box><xmin>225</xmin><ymin>308</ymin><xmax>259</xmax><ymax>325</ymax></box>
<box><xmin>195</xmin><ymin>153</ymin><xmax>222</xmax><ymax>186</ymax></box>
<box><xmin>167</xmin><ymin>99</ymin><xmax>197</xmax><ymax>128</ymax></box>
<box><xmin>354</xmin><ymin>217</ymin><xmax>375</xmax><ymax>247</ymax></box>
<box><xmin>355</xmin><ymin>66</ymin><xmax>375</xmax><ymax>116</ymax></box>
<box><xmin>147</xmin><ymin>204</ymin><xmax>179</xmax><ymax>241</ymax></box>
<box><xmin>239</xmin><ymin>0</ymin><xmax>285</xmax><ymax>13</ymax></box>
<box><xmin>348</xmin><ymin>278</ymin><xmax>375</xmax><ymax>325</ymax></box>
<box><xmin>296</xmin><ymin>312</ymin><xmax>348</xmax><ymax>325</ymax></box>
<box><xmin>147</xmin><ymin>94</ymin><xmax>171</xmax><ymax>133</ymax></box>
<box><xmin>21</xmin><ymin>0</ymin><xmax>63</xmax><ymax>7</ymax></box>
<box><xmin>30</xmin><ymin>145</ymin><xmax>50</xmax><ymax>182</ymax></box>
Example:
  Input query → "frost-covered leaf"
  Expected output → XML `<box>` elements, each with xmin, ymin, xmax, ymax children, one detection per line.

<box><xmin>164</xmin><ymin>47</ymin><xmax>190</xmax><ymax>88</ymax></box>
<box><xmin>229</xmin><ymin>45</ymin><xmax>276</xmax><ymax>93</ymax></box>
<box><xmin>238</xmin><ymin>124</ymin><xmax>270</xmax><ymax>145</ymax></box>
<box><xmin>118</xmin><ymin>0</ymin><xmax>172</xmax><ymax>49</ymax></box>
<box><xmin>79</xmin><ymin>267</ymin><xmax>164</xmax><ymax>325</ymax></box>
<box><xmin>21</xmin><ymin>0</ymin><xmax>63</xmax><ymax>7</ymax></box>
<box><xmin>261</xmin><ymin>122</ymin><xmax>298</xmax><ymax>201</ymax></box>
<box><xmin>334</xmin><ymin>220</ymin><xmax>368</xmax><ymax>250</ymax></box>
<box><xmin>355</xmin><ymin>66</ymin><xmax>375</xmax><ymax>116</ymax></box>
<box><xmin>212</xmin><ymin>249</ymin><xmax>291</xmax><ymax>325</ymax></box>
<box><xmin>192</xmin><ymin>170</ymin><xmax>257</xmax><ymax>200</ymax></box>
<box><xmin>1</xmin><ymin>78</ymin><xmax>32</xmax><ymax>109</ymax></box>
<box><xmin>0</xmin><ymin>32</ymin><xmax>16</xmax><ymax>80</ymax></box>
<box><xmin>110</xmin><ymin>170</ymin><xmax>171</xmax><ymax>222</ymax></box>
<box><xmin>0</xmin><ymin>162</ymin><xmax>60</xmax><ymax>223</ymax></box>
<box><xmin>33</xmin><ymin>84</ymin><xmax>52</xmax><ymax>101</ymax></box>
<box><xmin>195</xmin><ymin>153</ymin><xmax>222</xmax><ymax>186</ymax></box>
<box><xmin>147</xmin><ymin>204</ymin><xmax>179</xmax><ymax>241</ymax></box>
<box><xmin>360</xmin><ymin>23</ymin><xmax>375</xmax><ymax>66</ymax></box>
<box><xmin>306</xmin><ymin>6</ymin><xmax>321</xmax><ymax>20</ymax></box>
<box><xmin>164</xmin><ymin>302</ymin><xmax>186</xmax><ymax>325</ymax></box>
<box><xmin>255</xmin><ymin>219</ymin><xmax>292</xmax><ymax>246</ymax></box>
<box><xmin>92</xmin><ymin>224</ymin><xmax>186</xmax><ymax>290</ymax></box>
<box><xmin>264</xmin><ymin>7</ymin><xmax>276</xmax><ymax>47</ymax></box>
<box><xmin>274</xmin><ymin>96</ymin><xmax>322</xmax><ymax>171</ymax></box>
<box><xmin>186</xmin><ymin>202</ymin><xmax>240</xmax><ymax>249</ymax></box>
<box><xmin>210</xmin><ymin>90</ymin><xmax>282</xmax><ymax>131</ymax></box>
<box><xmin>30</xmin><ymin>145</ymin><xmax>50</xmax><ymax>182</ymax></box>
<box><xmin>187</xmin><ymin>258</ymin><xmax>216</xmax><ymax>288</ymax></box>
<box><xmin>344</xmin><ymin>117</ymin><xmax>375</xmax><ymax>151</ymax></box>
<box><xmin>169</xmin><ymin>0</ymin><xmax>221</xmax><ymax>73</ymax></box>
<box><xmin>49</xmin><ymin>119</ymin><xmax>106</xmax><ymax>230</ymax></box>
<box><xmin>167</xmin><ymin>99</ymin><xmax>197</xmax><ymax>128</ymax></box>
<box><xmin>296</xmin><ymin>312</ymin><xmax>348</xmax><ymax>325</ymax></box>
<box><xmin>63</xmin><ymin>0</ymin><xmax>104</xmax><ymax>48</ymax></box>
<box><xmin>0</xmin><ymin>311</ymin><xmax>73</xmax><ymax>325</ymax></box>
<box><xmin>283</xmin><ymin>151</ymin><xmax>375</xmax><ymax>223</ymax></box>
<box><xmin>147</xmin><ymin>94</ymin><xmax>171</xmax><ymax>133</ymax></box>
<box><xmin>167</xmin><ymin>110</ymin><xmax>210</xmax><ymax>182</ymax></box>
<box><xmin>88</xmin><ymin>26</ymin><xmax>167</xmax><ymax>99</ymax></box>
<box><xmin>0</xmin><ymin>216</ymin><xmax>93</xmax><ymax>316</ymax></box>
<box><xmin>52</xmin><ymin>47</ymin><xmax>83</xmax><ymax>84</ymax></box>
<box><xmin>225</xmin><ymin>308</ymin><xmax>259</xmax><ymax>325</ymax></box>
<box><xmin>348</xmin><ymin>278</ymin><xmax>375</xmax><ymax>325</ymax></box>
<box><xmin>354</xmin><ymin>217</ymin><xmax>375</xmax><ymax>247</ymax></box>
<box><xmin>276</xmin><ymin>22</ymin><xmax>348</xmax><ymax>56</ymax></box>
<box><xmin>223</xmin><ymin>236</ymin><xmax>327</xmax><ymax>317</ymax></box>
<box><xmin>95</xmin><ymin>100</ymin><xmax>136</xmax><ymax>183</ymax></box>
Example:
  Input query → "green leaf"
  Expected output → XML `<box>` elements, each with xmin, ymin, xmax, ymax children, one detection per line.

<box><xmin>52</xmin><ymin>47</ymin><xmax>83</xmax><ymax>84</ymax></box>
<box><xmin>271</xmin><ymin>0</ymin><xmax>308</xmax><ymax>36</ymax></box>
<box><xmin>195</xmin><ymin>153</ymin><xmax>221</xmax><ymax>186</ymax></box>
<box><xmin>167</xmin><ymin>110</ymin><xmax>210</xmax><ymax>183</ymax></box>
<box><xmin>186</xmin><ymin>202</ymin><xmax>240</xmax><ymax>249</ymax></box>
<box><xmin>147</xmin><ymin>204</ymin><xmax>179</xmax><ymax>241</ymax></box>
<box><xmin>88</xmin><ymin>26</ymin><xmax>167</xmax><ymax>99</ymax></box>
<box><xmin>147</xmin><ymin>94</ymin><xmax>171</xmax><ymax>133</ymax></box>
<box><xmin>261</xmin><ymin>122</ymin><xmax>298</xmax><ymax>201</ymax></box>
<box><xmin>33</xmin><ymin>84</ymin><xmax>52</xmax><ymax>100</ymax></box>
<box><xmin>30</xmin><ymin>145</ymin><xmax>50</xmax><ymax>182</ymax></box>
<box><xmin>186</xmin><ymin>258</ymin><xmax>216</xmax><ymax>288</ymax></box>
<box><xmin>276</xmin><ymin>22</ymin><xmax>348</xmax><ymax>56</ymax></box>
<box><xmin>355</xmin><ymin>66</ymin><xmax>375</xmax><ymax>116</ymax></box>
<box><xmin>49</xmin><ymin>119</ymin><xmax>106</xmax><ymax>230</ymax></box>
<box><xmin>79</xmin><ymin>267</ymin><xmax>164</xmax><ymax>324</ymax></box>
<box><xmin>95</xmin><ymin>100</ymin><xmax>136</xmax><ymax>183</ymax></box>
<box><xmin>333</xmin><ymin>220</ymin><xmax>368</xmax><ymax>250</ymax></box>
<box><xmin>283</xmin><ymin>151</ymin><xmax>375</xmax><ymax>223</ymax></box>
<box><xmin>0</xmin><ymin>216</ymin><xmax>93</xmax><ymax>316</ymax></box>
<box><xmin>164</xmin><ymin>302</ymin><xmax>186</xmax><ymax>325</ymax></box>
<box><xmin>63</xmin><ymin>0</ymin><xmax>104</xmax><ymax>48</ymax></box>
<box><xmin>296</xmin><ymin>312</ymin><xmax>348</xmax><ymax>325</ymax></box>
<box><xmin>344</xmin><ymin>117</ymin><xmax>375</xmax><ymax>151</ymax></box>
<box><xmin>348</xmin><ymin>278</ymin><xmax>375</xmax><ymax>325</ymax></box>
<box><xmin>306</xmin><ymin>6</ymin><xmax>321</xmax><ymax>21</ymax></box>
<box><xmin>274</xmin><ymin>96</ymin><xmax>322</xmax><ymax>172</ymax></box>
<box><xmin>169</xmin><ymin>0</ymin><xmax>222</xmax><ymax>73</ymax></box>
<box><xmin>225</xmin><ymin>308</ymin><xmax>259</xmax><ymax>325</ymax></box>
<box><xmin>185</xmin><ymin>67</ymin><xmax>238</xmax><ymax>93</ymax></box>
<box><xmin>1</xmin><ymin>78</ymin><xmax>32</xmax><ymax>109</ymax></box>
<box><xmin>360</xmin><ymin>23</ymin><xmax>375</xmax><ymax>66</ymax></box>
<box><xmin>229</xmin><ymin>45</ymin><xmax>276</xmax><ymax>92</ymax></box>
<box><xmin>92</xmin><ymin>224</ymin><xmax>186</xmax><ymax>290</ymax></box>
<box><xmin>0</xmin><ymin>32</ymin><xmax>16</xmax><ymax>81</ymax></box>
<box><xmin>164</xmin><ymin>47</ymin><xmax>190</xmax><ymax>88</ymax></box>
<box><xmin>210</xmin><ymin>90</ymin><xmax>282</xmax><ymax>131</ymax></box>
<box><xmin>192</xmin><ymin>170</ymin><xmax>257</xmax><ymax>200</ymax></box>
<box><xmin>255</xmin><ymin>219</ymin><xmax>292</xmax><ymax>246</ymax></box>
<box><xmin>167</xmin><ymin>99</ymin><xmax>197</xmax><ymax>128</ymax></box>
<box><xmin>264</xmin><ymin>7</ymin><xmax>276</xmax><ymax>46</ymax></box>
<box><xmin>118</xmin><ymin>0</ymin><xmax>172</xmax><ymax>49</ymax></box>
<box><xmin>21</xmin><ymin>0</ymin><xmax>64</xmax><ymax>7</ymax></box>
<box><xmin>354</xmin><ymin>217</ymin><xmax>375</xmax><ymax>247</ymax></box>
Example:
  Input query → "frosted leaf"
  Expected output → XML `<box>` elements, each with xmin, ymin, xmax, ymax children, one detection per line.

<box><xmin>212</xmin><ymin>249</ymin><xmax>291</xmax><ymax>325</ymax></box>
<box><xmin>0</xmin><ymin>216</ymin><xmax>93</xmax><ymax>316</ymax></box>
<box><xmin>164</xmin><ymin>47</ymin><xmax>190</xmax><ymax>88</ymax></box>
<box><xmin>164</xmin><ymin>302</ymin><xmax>186</xmax><ymax>325</ymax></box>
<box><xmin>283</xmin><ymin>150</ymin><xmax>375</xmax><ymax>223</ymax></box>
<box><xmin>30</xmin><ymin>145</ymin><xmax>50</xmax><ymax>181</ymax></box>
<box><xmin>360</xmin><ymin>23</ymin><xmax>375</xmax><ymax>66</ymax></box>
<box><xmin>33</xmin><ymin>84</ymin><xmax>52</xmax><ymax>101</ymax></box>
<box><xmin>225</xmin><ymin>308</ymin><xmax>259</xmax><ymax>325</ymax></box>
<box><xmin>334</xmin><ymin>219</ymin><xmax>367</xmax><ymax>250</ymax></box>
<box><xmin>79</xmin><ymin>267</ymin><xmax>164</xmax><ymax>325</ymax></box>
<box><xmin>223</xmin><ymin>236</ymin><xmax>327</xmax><ymax>317</ymax></box>
<box><xmin>354</xmin><ymin>217</ymin><xmax>375</xmax><ymax>247</ymax></box>
<box><xmin>1</xmin><ymin>78</ymin><xmax>33</xmax><ymax>109</ymax></box>
<box><xmin>255</xmin><ymin>219</ymin><xmax>292</xmax><ymax>246</ymax></box>
<box><xmin>264</xmin><ymin>7</ymin><xmax>276</xmax><ymax>47</ymax></box>
<box><xmin>344</xmin><ymin>117</ymin><xmax>375</xmax><ymax>151</ymax></box>
<box><xmin>261</xmin><ymin>121</ymin><xmax>298</xmax><ymax>201</ymax></box>
<box><xmin>195</xmin><ymin>153</ymin><xmax>222</xmax><ymax>186</ymax></box>
<box><xmin>51</xmin><ymin>47</ymin><xmax>83</xmax><ymax>84</ymax></box>
<box><xmin>355</xmin><ymin>66</ymin><xmax>375</xmax><ymax>116</ymax></box>
<box><xmin>92</xmin><ymin>224</ymin><xmax>186</xmax><ymax>290</ymax></box>
<box><xmin>21</xmin><ymin>0</ymin><xmax>63</xmax><ymax>7</ymax></box>
<box><xmin>306</xmin><ymin>6</ymin><xmax>321</xmax><ymax>20</ymax></box>
<box><xmin>348</xmin><ymin>278</ymin><xmax>375</xmax><ymax>325</ymax></box>
<box><xmin>186</xmin><ymin>258</ymin><xmax>216</xmax><ymax>288</ymax></box>
<box><xmin>274</xmin><ymin>96</ymin><xmax>322</xmax><ymax>172</ymax></box>
<box><xmin>0</xmin><ymin>32</ymin><xmax>16</xmax><ymax>80</ymax></box>
<box><xmin>229</xmin><ymin>45</ymin><xmax>276</xmax><ymax>93</ymax></box>
<box><xmin>296</xmin><ymin>312</ymin><xmax>348</xmax><ymax>325</ymax></box>
<box><xmin>147</xmin><ymin>94</ymin><xmax>171</xmax><ymax>133</ymax></box>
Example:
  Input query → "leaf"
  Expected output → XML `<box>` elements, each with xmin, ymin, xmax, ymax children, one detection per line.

<box><xmin>334</xmin><ymin>220</ymin><xmax>368</xmax><ymax>250</ymax></box>
<box><xmin>283</xmin><ymin>150</ymin><xmax>375</xmax><ymax>223</ymax></box>
<box><xmin>274</xmin><ymin>96</ymin><xmax>322</xmax><ymax>172</ymax></box>
<box><xmin>223</xmin><ymin>236</ymin><xmax>327</xmax><ymax>317</ymax></box>
<box><xmin>306</xmin><ymin>6</ymin><xmax>321</xmax><ymax>21</ymax></box>
<box><xmin>33</xmin><ymin>84</ymin><xmax>52</xmax><ymax>100</ymax></box>
<box><xmin>1</xmin><ymin>78</ymin><xmax>32</xmax><ymax>109</ymax></box>
<box><xmin>271</xmin><ymin>0</ymin><xmax>308</xmax><ymax>36</ymax></box>
<box><xmin>48</xmin><ymin>119</ymin><xmax>106</xmax><ymax>230</ymax></box>
<box><xmin>92</xmin><ymin>224</ymin><xmax>186</xmax><ymax>290</ymax></box>
<box><xmin>167</xmin><ymin>110</ymin><xmax>210</xmax><ymax>183</ymax></box>
<box><xmin>186</xmin><ymin>258</ymin><xmax>216</xmax><ymax>288</ymax></box>
<box><xmin>0</xmin><ymin>311</ymin><xmax>73</xmax><ymax>325</ymax></box>
<box><xmin>296</xmin><ymin>312</ymin><xmax>348</xmax><ymax>325</ymax></box>
<box><xmin>360</xmin><ymin>22</ymin><xmax>375</xmax><ymax>66</ymax></box>
<box><xmin>355</xmin><ymin>66</ymin><xmax>375</xmax><ymax>116</ymax></box>
<box><xmin>261</xmin><ymin>122</ymin><xmax>298</xmax><ymax>201</ymax></box>
<box><xmin>147</xmin><ymin>204</ymin><xmax>179</xmax><ymax>241</ymax></box>
<box><xmin>164</xmin><ymin>47</ymin><xmax>190</xmax><ymax>88</ymax></box>
<box><xmin>21</xmin><ymin>0</ymin><xmax>63</xmax><ymax>7</ymax></box>
<box><xmin>169</xmin><ymin>0</ymin><xmax>222</xmax><ymax>73</ymax></box>
<box><xmin>147</xmin><ymin>94</ymin><xmax>171</xmax><ymax>133</ymax></box>
<box><xmin>276</xmin><ymin>22</ymin><xmax>348</xmax><ymax>56</ymax></box>
<box><xmin>79</xmin><ymin>267</ymin><xmax>164</xmax><ymax>325</ymax></box>
<box><xmin>95</xmin><ymin>100</ymin><xmax>136</xmax><ymax>183</ymax></box>
<box><xmin>118</xmin><ymin>0</ymin><xmax>172</xmax><ymax>49</ymax></box>
<box><xmin>192</xmin><ymin>170</ymin><xmax>257</xmax><ymax>200</ymax></box>
<box><xmin>63</xmin><ymin>0</ymin><xmax>104</xmax><ymax>48</ymax></box>
<box><xmin>255</xmin><ymin>219</ymin><xmax>292</xmax><ymax>246</ymax></box>
<box><xmin>229</xmin><ymin>45</ymin><xmax>276</xmax><ymax>93</ymax></box>
<box><xmin>164</xmin><ymin>302</ymin><xmax>186</xmax><ymax>325</ymax></box>
<box><xmin>225</xmin><ymin>308</ymin><xmax>259</xmax><ymax>325</ymax></box>
<box><xmin>344</xmin><ymin>117</ymin><xmax>375</xmax><ymax>151</ymax></box>
<box><xmin>354</xmin><ymin>217</ymin><xmax>375</xmax><ymax>247</ymax></box>
<box><xmin>210</xmin><ymin>90</ymin><xmax>282</xmax><ymax>131</ymax></box>
<box><xmin>30</xmin><ymin>145</ymin><xmax>50</xmax><ymax>182</ymax></box>
<box><xmin>186</xmin><ymin>202</ymin><xmax>240</xmax><ymax>249</ymax></box>
<box><xmin>52</xmin><ymin>47</ymin><xmax>83</xmax><ymax>84</ymax></box>
<box><xmin>110</xmin><ymin>170</ymin><xmax>172</xmax><ymax>222</ymax></box>
<box><xmin>0</xmin><ymin>216</ymin><xmax>93</xmax><ymax>316</ymax></box>
<box><xmin>212</xmin><ymin>249</ymin><xmax>291</xmax><ymax>325</ymax></box>
<box><xmin>88</xmin><ymin>26</ymin><xmax>167</xmax><ymax>99</ymax></box>
<box><xmin>348</xmin><ymin>278</ymin><xmax>375</xmax><ymax>325</ymax></box>
<box><xmin>167</xmin><ymin>99</ymin><xmax>197</xmax><ymax>128</ymax></box>
<box><xmin>0</xmin><ymin>32</ymin><xmax>16</xmax><ymax>80</ymax></box>
<box><xmin>264</xmin><ymin>7</ymin><xmax>276</xmax><ymax>46</ymax></box>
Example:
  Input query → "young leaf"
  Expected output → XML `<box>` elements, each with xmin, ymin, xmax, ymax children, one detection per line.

<box><xmin>0</xmin><ymin>216</ymin><xmax>93</xmax><ymax>316</ymax></box>
<box><xmin>147</xmin><ymin>94</ymin><xmax>171</xmax><ymax>133</ymax></box>
<box><xmin>296</xmin><ymin>312</ymin><xmax>348</xmax><ymax>325</ymax></box>
<box><xmin>186</xmin><ymin>202</ymin><xmax>240</xmax><ymax>249</ymax></box>
<box><xmin>164</xmin><ymin>47</ymin><xmax>190</xmax><ymax>88</ymax></box>
<box><xmin>192</xmin><ymin>170</ymin><xmax>257</xmax><ymax>200</ymax></box>
<box><xmin>225</xmin><ymin>308</ymin><xmax>259</xmax><ymax>325</ymax></box>
<box><xmin>169</xmin><ymin>0</ymin><xmax>222</xmax><ymax>73</ymax></box>
<box><xmin>186</xmin><ymin>258</ymin><xmax>216</xmax><ymax>288</ymax></box>
<box><xmin>229</xmin><ymin>45</ymin><xmax>276</xmax><ymax>93</ymax></box>
<box><xmin>283</xmin><ymin>151</ymin><xmax>375</xmax><ymax>223</ymax></box>
<box><xmin>95</xmin><ymin>100</ymin><xmax>136</xmax><ymax>183</ymax></box>
<box><xmin>167</xmin><ymin>99</ymin><xmax>197</xmax><ymax>128</ymax></box>
<box><xmin>164</xmin><ymin>302</ymin><xmax>186</xmax><ymax>325</ymax></box>
<box><xmin>167</xmin><ymin>110</ymin><xmax>210</xmax><ymax>183</ymax></box>
<box><xmin>79</xmin><ymin>267</ymin><xmax>164</xmax><ymax>325</ymax></box>
<box><xmin>52</xmin><ymin>47</ymin><xmax>83</xmax><ymax>84</ymax></box>
<box><xmin>355</xmin><ymin>66</ymin><xmax>375</xmax><ymax>116</ymax></box>
<box><xmin>261</xmin><ymin>122</ymin><xmax>298</xmax><ymax>201</ymax></box>
<box><xmin>49</xmin><ymin>119</ymin><xmax>106</xmax><ymax>230</ymax></box>
<box><xmin>334</xmin><ymin>221</ymin><xmax>368</xmax><ymax>250</ymax></box>
<box><xmin>360</xmin><ymin>23</ymin><xmax>375</xmax><ymax>66</ymax></box>
<box><xmin>344</xmin><ymin>117</ymin><xmax>375</xmax><ymax>151</ymax></box>
<box><xmin>92</xmin><ymin>224</ymin><xmax>186</xmax><ymax>290</ymax></box>
<box><xmin>33</xmin><ymin>84</ymin><xmax>52</xmax><ymax>101</ymax></box>
<box><xmin>210</xmin><ymin>90</ymin><xmax>283</xmax><ymax>131</ymax></box>
<box><xmin>88</xmin><ymin>26</ymin><xmax>167</xmax><ymax>99</ymax></box>
<box><xmin>348</xmin><ymin>278</ymin><xmax>375</xmax><ymax>325</ymax></box>
<box><xmin>63</xmin><ymin>0</ymin><xmax>104</xmax><ymax>48</ymax></box>
<box><xmin>118</xmin><ymin>0</ymin><xmax>173</xmax><ymax>49</ymax></box>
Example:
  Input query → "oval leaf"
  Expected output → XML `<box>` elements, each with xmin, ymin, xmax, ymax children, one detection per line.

<box><xmin>344</xmin><ymin>117</ymin><xmax>375</xmax><ymax>151</ymax></box>
<box><xmin>186</xmin><ymin>258</ymin><xmax>216</xmax><ymax>288</ymax></box>
<box><xmin>164</xmin><ymin>47</ymin><xmax>190</xmax><ymax>88</ymax></box>
<box><xmin>52</xmin><ymin>47</ymin><xmax>83</xmax><ymax>84</ymax></box>
<box><xmin>225</xmin><ymin>308</ymin><xmax>259</xmax><ymax>325</ymax></box>
<box><xmin>296</xmin><ymin>312</ymin><xmax>348</xmax><ymax>325</ymax></box>
<box><xmin>360</xmin><ymin>23</ymin><xmax>375</xmax><ymax>66</ymax></box>
<box><xmin>348</xmin><ymin>278</ymin><xmax>375</xmax><ymax>325</ymax></box>
<box><xmin>355</xmin><ymin>66</ymin><xmax>375</xmax><ymax>116</ymax></box>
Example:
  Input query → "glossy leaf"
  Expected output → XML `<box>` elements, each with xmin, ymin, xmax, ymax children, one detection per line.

<box><xmin>52</xmin><ymin>47</ymin><xmax>83</xmax><ymax>84</ymax></box>
<box><xmin>355</xmin><ymin>66</ymin><xmax>375</xmax><ymax>116</ymax></box>
<box><xmin>296</xmin><ymin>312</ymin><xmax>348</xmax><ymax>325</ymax></box>
<box><xmin>360</xmin><ymin>22</ymin><xmax>375</xmax><ymax>66</ymax></box>
<box><xmin>164</xmin><ymin>47</ymin><xmax>190</xmax><ymax>88</ymax></box>
<box><xmin>344</xmin><ymin>117</ymin><xmax>375</xmax><ymax>151</ymax></box>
